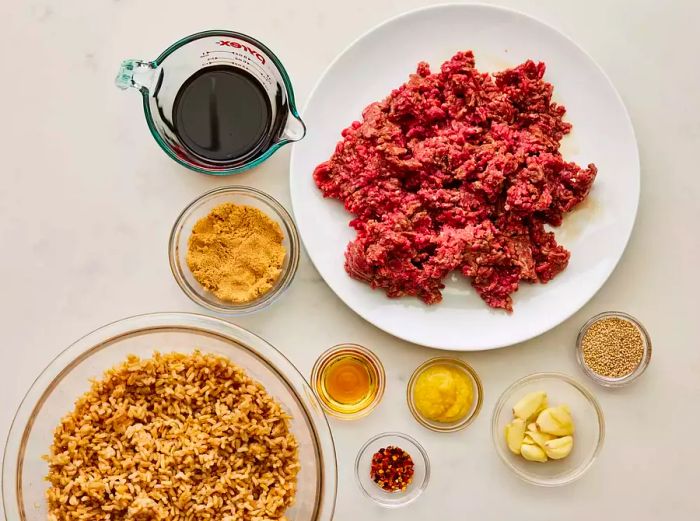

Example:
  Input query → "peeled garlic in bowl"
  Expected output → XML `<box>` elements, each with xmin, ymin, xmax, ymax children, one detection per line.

<box><xmin>504</xmin><ymin>391</ymin><xmax>575</xmax><ymax>463</ymax></box>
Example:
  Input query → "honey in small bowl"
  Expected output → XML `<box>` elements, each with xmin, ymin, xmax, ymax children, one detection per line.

<box><xmin>311</xmin><ymin>344</ymin><xmax>385</xmax><ymax>419</ymax></box>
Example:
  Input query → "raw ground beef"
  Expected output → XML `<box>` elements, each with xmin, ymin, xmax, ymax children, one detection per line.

<box><xmin>313</xmin><ymin>52</ymin><xmax>597</xmax><ymax>311</ymax></box>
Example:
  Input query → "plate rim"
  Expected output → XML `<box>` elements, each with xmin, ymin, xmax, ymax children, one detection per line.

<box><xmin>289</xmin><ymin>3</ymin><xmax>640</xmax><ymax>351</ymax></box>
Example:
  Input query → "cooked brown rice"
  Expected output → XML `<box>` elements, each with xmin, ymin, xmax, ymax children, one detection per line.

<box><xmin>44</xmin><ymin>351</ymin><xmax>299</xmax><ymax>521</ymax></box>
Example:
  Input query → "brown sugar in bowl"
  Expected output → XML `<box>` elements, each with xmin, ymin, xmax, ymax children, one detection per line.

<box><xmin>169</xmin><ymin>186</ymin><xmax>300</xmax><ymax>314</ymax></box>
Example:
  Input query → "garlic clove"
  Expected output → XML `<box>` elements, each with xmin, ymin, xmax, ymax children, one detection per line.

<box><xmin>544</xmin><ymin>435</ymin><xmax>574</xmax><ymax>460</ymax></box>
<box><xmin>549</xmin><ymin>405</ymin><xmax>575</xmax><ymax>435</ymax></box>
<box><xmin>520</xmin><ymin>443</ymin><xmax>548</xmax><ymax>462</ymax></box>
<box><xmin>535</xmin><ymin>408</ymin><xmax>558</xmax><ymax>434</ymax></box>
<box><xmin>505</xmin><ymin>418</ymin><xmax>526</xmax><ymax>454</ymax></box>
<box><xmin>527</xmin><ymin>422</ymin><xmax>538</xmax><ymax>432</ymax></box>
<box><xmin>512</xmin><ymin>391</ymin><xmax>548</xmax><ymax>421</ymax></box>
<box><xmin>527</xmin><ymin>430</ymin><xmax>555</xmax><ymax>449</ymax></box>
<box><xmin>534</xmin><ymin>398</ymin><xmax>549</xmax><ymax>418</ymax></box>
<box><xmin>536</xmin><ymin>406</ymin><xmax>574</xmax><ymax>436</ymax></box>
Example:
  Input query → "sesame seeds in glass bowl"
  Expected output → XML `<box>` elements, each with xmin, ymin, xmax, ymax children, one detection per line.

<box><xmin>576</xmin><ymin>311</ymin><xmax>652</xmax><ymax>388</ymax></box>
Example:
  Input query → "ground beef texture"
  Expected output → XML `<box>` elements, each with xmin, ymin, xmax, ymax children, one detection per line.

<box><xmin>313</xmin><ymin>52</ymin><xmax>596</xmax><ymax>311</ymax></box>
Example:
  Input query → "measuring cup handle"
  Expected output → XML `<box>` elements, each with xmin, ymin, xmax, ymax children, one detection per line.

<box><xmin>115</xmin><ymin>59</ymin><xmax>157</xmax><ymax>92</ymax></box>
<box><xmin>279</xmin><ymin>113</ymin><xmax>307</xmax><ymax>143</ymax></box>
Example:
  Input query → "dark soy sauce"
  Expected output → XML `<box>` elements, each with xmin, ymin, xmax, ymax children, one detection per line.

<box><xmin>173</xmin><ymin>66</ymin><xmax>272</xmax><ymax>163</ymax></box>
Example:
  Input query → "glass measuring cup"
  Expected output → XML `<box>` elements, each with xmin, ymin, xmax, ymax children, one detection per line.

<box><xmin>116</xmin><ymin>30</ymin><xmax>306</xmax><ymax>175</ymax></box>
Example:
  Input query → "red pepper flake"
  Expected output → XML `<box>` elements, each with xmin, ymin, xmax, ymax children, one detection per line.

<box><xmin>370</xmin><ymin>446</ymin><xmax>415</xmax><ymax>492</ymax></box>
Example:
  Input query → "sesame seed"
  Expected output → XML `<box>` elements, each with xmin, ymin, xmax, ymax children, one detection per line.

<box><xmin>581</xmin><ymin>317</ymin><xmax>645</xmax><ymax>378</ymax></box>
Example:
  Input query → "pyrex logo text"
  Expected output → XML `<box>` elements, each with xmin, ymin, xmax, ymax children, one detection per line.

<box><xmin>216</xmin><ymin>40</ymin><xmax>265</xmax><ymax>65</ymax></box>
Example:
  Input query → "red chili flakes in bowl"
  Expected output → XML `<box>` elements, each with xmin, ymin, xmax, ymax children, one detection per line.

<box><xmin>313</xmin><ymin>51</ymin><xmax>597</xmax><ymax>311</ymax></box>
<box><xmin>370</xmin><ymin>446</ymin><xmax>415</xmax><ymax>492</ymax></box>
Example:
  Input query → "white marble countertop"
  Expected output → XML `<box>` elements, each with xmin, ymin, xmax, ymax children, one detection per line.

<box><xmin>1</xmin><ymin>0</ymin><xmax>699</xmax><ymax>519</ymax></box>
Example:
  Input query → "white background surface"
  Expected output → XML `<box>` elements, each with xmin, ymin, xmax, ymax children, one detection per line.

<box><xmin>0</xmin><ymin>1</ymin><xmax>698</xmax><ymax>519</ymax></box>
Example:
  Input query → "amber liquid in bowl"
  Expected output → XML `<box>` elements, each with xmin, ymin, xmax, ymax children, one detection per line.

<box><xmin>312</xmin><ymin>345</ymin><xmax>384</xmax><ymax>418</ymax></box>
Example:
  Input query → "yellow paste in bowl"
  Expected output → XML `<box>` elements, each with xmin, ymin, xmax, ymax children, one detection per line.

<box><xmin>413</xmin><ymin>364</ymin><xmax>473</xmax><ymax>423</ymax></box>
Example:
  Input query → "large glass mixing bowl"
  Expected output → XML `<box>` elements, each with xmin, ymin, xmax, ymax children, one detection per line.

<box><xmin>2</xmin><ymin>313</ymin><xmax>336</xmax><ymax>521</ymax></box>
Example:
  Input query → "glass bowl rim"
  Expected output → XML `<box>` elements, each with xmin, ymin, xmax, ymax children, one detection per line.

<box><xmin>490</xmin><ymin>372</ymin><xmax>605</xmax><ymax>487</ymax></box>
<box><xmin>168</xmin><ymin>185</ymin><xmax>300</xmax><ymax>315</ymax></box>
<box><xmin>2</xmin><ymin>312</ymin><xmax>337</xmax><ymax>521</ymax></box>
<box><xmin>575</xmin><ymin>311</ymin><xmax>652</xmax><ymax>387</ymax></box>
<box><xmin>354</xmin><ymin>431</ymin><xmax>430</xmax><ymax>508</ymax></box>
<box><xmin>310</xmin><ymin>343</ymin><xmax>386</xmax><ymax>420</ymax></box>
<box><xmin>406</xmin><ymin>356</ymin><xmax>484</xmax><ymax>432</ymax></box>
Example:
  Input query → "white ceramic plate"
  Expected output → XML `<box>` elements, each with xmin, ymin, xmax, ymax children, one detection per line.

<box><xmin>290</xmin><ymin>4</ymin><xmax>639</xmax><ymax>350</ymax></box>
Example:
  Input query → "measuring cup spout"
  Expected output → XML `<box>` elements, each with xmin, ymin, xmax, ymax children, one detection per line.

<box><xmin>115</xmin><ymin>59</ymin><xmax>157</xmax><ymax>92</ymax></box>
<box><xmin>279</xmin><ymin>114</ymin><xmax>307</xmax><ymax>144</ymax></box>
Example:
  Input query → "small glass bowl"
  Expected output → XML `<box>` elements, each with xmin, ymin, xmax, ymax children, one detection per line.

<box><xmin>576</xmin><ymin>311</ymin><xmax>652</xmax><ymax>387</ymax></box>
<box><xmin>406</xmin><ymin>357</ymin><xmax>483</xmax><ymax>432</ymax></box>
<box><xmin>355</xmin><ymin>432</ymin><xmax>430</xmax><ymax>508</ymax></box>
<box><xmin>311</xmin><ymin>344</ymin><xmax>385</xmax><ymax>420</ymax></box>
<box><xmin>169</xmin><ymin>186</ymin><xmax>300</xmax><ymax>314</ymax></box>
<box><xmin>492</xmin><ymin>373</ymin><xmax>604</xmax><ymax>487</ymax></box>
